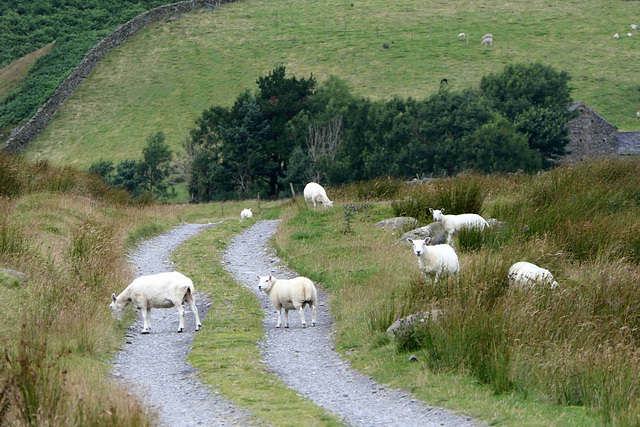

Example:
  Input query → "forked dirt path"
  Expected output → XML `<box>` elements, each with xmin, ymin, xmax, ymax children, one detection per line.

<box><xmin>110</xmin><ymin>220</ymin><xmax>479</xmax><ymax>426</ymax></box>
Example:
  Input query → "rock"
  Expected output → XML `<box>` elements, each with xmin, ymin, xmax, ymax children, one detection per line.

<box><xmin>397</xmin><ymin>222</ymin><xmax>446</xmax><ymax>245</ymax></box>
<box><xmin>373</xmin><ymin>217</ymin><xmax>419</xmax><ymax>231</ymax></box>
<box><xmin>487</xmin><ymin>218</ymin><xmax>504</xmax><ymax>229</ymax></box>
<box><xmin>0</xmin><ymin>268</ymin><xmax>28</xmax><ymax>287</ymax></box>
<box><xmin>386</xmin><ymin>309</ymin><xmax>443</xmax><ymax>336</ymax></box>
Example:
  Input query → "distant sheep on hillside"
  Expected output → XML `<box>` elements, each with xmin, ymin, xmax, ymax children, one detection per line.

<box><xmin>458</xmin><ymin>33</ymin><xmax>466</xmax><ymax>40</ymax></box>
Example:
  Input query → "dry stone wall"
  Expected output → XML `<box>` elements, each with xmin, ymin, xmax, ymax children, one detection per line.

<box><xmin>2</xmin><ymin>0</ymin><xmax>236</xmax><ymax>154</ymax></box>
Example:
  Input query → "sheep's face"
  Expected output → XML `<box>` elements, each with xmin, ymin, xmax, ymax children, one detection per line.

<box><xmin>257</xmin><ymin>275</ymin><xmax>274</xmax><ymax>292</ymax></box>
<box><xmin>431</xmin><ymin>209</ymin><xmax>444</xmax><ymax>221</ymax></box>
<box><xmin>110</xmin><ymin>294</ymin><xmax>126</xmax><ymax>321</ymax></box>
<box><xmin>408</xmin><ymin>239</ymin><xmax>428</xmax><ymax>256</ymax></box>
<box><xmin>326</xmin><ymin>200</ymin><xmax>334</xmax><ymax>208</ymax></box>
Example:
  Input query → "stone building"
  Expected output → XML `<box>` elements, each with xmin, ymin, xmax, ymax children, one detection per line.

<box><xmin>563</xmin><ymin>101</ymin><xmax>640</xmax><ymax>163</ymax></box>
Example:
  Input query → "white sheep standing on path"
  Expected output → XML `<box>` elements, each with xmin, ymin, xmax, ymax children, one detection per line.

<box><xmin>508</xmin><ymin>261</ymin><xmax>559</xmax><ymax>289</ymax></box>
<box><xmin>407</xmin><ymin>238</ymin><xmax>460</xmax><ymax>283</ymax></box>
<box><xmin>430</xmin><ymin>208</ymin><xmax>489</xmax><ymax>246</ymax></box>
<box><xmin>304</xmin><ymin>182</ymin><xmax>334</xmax><ymax>209</ymax></box>
<box><xmin>240</xmin><ymin>208</ymin><xmax>253</xmax><ymax>219</ymax></box>
<box><xmin>258</xmin><ymin>275</ymin><xmax>318</xmax><ymax>328</ymax></box>
<box><xmin>110</xmin><ymin>271</ymin><xmax>202</xmax><ymax>334</ymax></box>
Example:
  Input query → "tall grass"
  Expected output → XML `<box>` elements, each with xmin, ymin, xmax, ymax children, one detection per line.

<box><xmin>0</xmin><ymin>156</ymin><xmax>178</xmax><ymax>425</ymax></box>
<box><xmin>276</xmin><ymin>157</ymin><xmax>640</xmax><ymax>424</ymax></box>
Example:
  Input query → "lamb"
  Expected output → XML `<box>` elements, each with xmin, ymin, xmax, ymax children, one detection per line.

<box><xmin>240</xmin><ymin>208</ymin><xmax>253</xmax><ymax>219</ymax></box>
<box><xmin>482</xmin><ymin>33</ymin><xmax>493</xmax><ymax>40</ymax></box>
<box><xmin>458</xmin><ymin>32</ymin><xmax>466</xmax><ymax>40</ymax></box>
<box><xmin>627</xmin><ymin>32</ymin><xmax>634</xmax><ymax>37</ymax></box>
<box><xmin>508</xmin><ymin>262</ymin><xmax>559</xmax><ymax>289</ymax></box>
<box><xmin>407</xmin><ymin>238</ymin><xmax>460</xmax><ymax>283</ymax></box>
<box><xmin>632</xmin><ymin>24</ymin><xmax>639</xmax><ymax>30</ymax></box>
<box><xmin>257</xmin><ymin>275</ymin><xmax>317</xmax><ymax>328</ymax></box>
<box><xmin>303</xmin><ymin>182</ymin><xmax>333</xmax><ymax>209</ymax></box>
<box><xmin>430</xmin><ymin>208</ymin><xmax>489</xmax><ymax>246</ymax></box>
<box><xmin>613</xmin><ymin>33</ymin><xmax>620</xmax><ymax>39</ymax></box>
<box><xmin>482</xmin><ymin>37</ymin><xmax>493</xmax><ymax>46</ymax></box>
<box><xmin>110</xmin><ymin>271</ymin><xmax>202</xmax><ymax>334</ymax></box>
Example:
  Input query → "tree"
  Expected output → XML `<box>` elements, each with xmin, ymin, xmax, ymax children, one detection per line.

<box><xmin>461</xmin><ymin>116</ymin><xmax>542</xmax><ymax>173</ymax></box>
<box><xmin>480</xmin><ymin>62</ymin><xmax>572</xmax><ymax>120</ymax></box>
<box><xmin>256</xmin><ymin>66</ymin><xmax>316</xmax><ymax>195</ymax></box>
<box><xmin>514</xmin><ymin>106</ymin><xmax>571</xmax><ymax>165</ymax></box>
<box><xmin>140</xmin><ymin>131</ymin><xmax>173</xmax><ymax>198</ymax></box>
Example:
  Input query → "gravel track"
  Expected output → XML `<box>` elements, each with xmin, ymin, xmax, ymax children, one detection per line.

<box><xmin>110</xmin><ymin>220</ymin><xmax>479</xmax><ymax>427</ymax></box>
<box><xmin>224</xmin><ymin>220</ymin><xmax>477</xmax><ymax>427</ymax></box>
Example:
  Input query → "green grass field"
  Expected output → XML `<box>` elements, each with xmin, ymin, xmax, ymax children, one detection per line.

<box><xmin>21</xmin><ymin>0</ymin><xmax>640</xmax><ymax>168</ymax></box>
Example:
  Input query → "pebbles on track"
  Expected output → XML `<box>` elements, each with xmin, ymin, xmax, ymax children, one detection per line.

<box><xmin>111</xmin><ymin>220</ymin><xmax>478</xmax><ymax>427</ymax></box>
<box><xmin>224</xmin><ymin>220</ymin><xmax>477</xmax><ymax>427</ymax></box>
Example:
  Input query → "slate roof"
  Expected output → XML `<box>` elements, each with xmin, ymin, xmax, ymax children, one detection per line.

<box><xmin>618</xmin><ymin>132</ymin><xmax>640</xmax><ymax>155</ymax></box>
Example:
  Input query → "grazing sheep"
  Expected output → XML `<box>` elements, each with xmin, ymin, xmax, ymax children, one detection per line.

<box><xmin>240</xmin><ymin>208</ymin><xmax>253</xmax><ymax>219</ymax></box>
<box><xmin>430</xmin><ymin>208</ymin><xmax>489</xmax><ymax>246</ymax></box>
<box><xmin>258</xmin><ymin>275</ymin><xmax>317</xmax><ymax>328</ymax></box>
<box><xmin>458</xmin><ymin>32</ymin><xmax>466</xmax><ymax>40</ymax></box>
<box><xmin>613</xmin><ymin>33</ymin><xmax>620</xmax><ymax>39</ymax></box>
<box><xmin>632</xmin><ymin>24</ymin><xmax>639</xmax><ymax>30</ymax></box>
<box><xmin>508</xmin><ymin>262</ymin><xmax>559</xmax><ymax>289</ymax></box>
<box><xmin>303</xmin><ymin>182</ymin><xmax>333</xmax><ymax>209</ymax></box>
<box><xmin>110</xmin><ymin>271</ymin><xmax>202</xmax><ymax>334</ymax></box>
<box><xmin>407</xmin><ymin>238</ymin><xmax>460</xmax><ymax>283</ymax></box>
<box><xmin>482</xmin><ymin>37</ymin><xmax>493</xmax><ymax>46</ymax></box>
<box><xmin>482</xmin><ymin>33</ymin><xmax>493</xmax><ymax>40</ymax></box>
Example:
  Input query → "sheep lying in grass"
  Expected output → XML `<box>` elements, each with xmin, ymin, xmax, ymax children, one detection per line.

<box><xmin>508</xmin><ymin>262</ymin><xmax>559</xmax><ymax>290</ymax></box>
<box><xmin>613</xmin><ymin>33</ymin><xmax>620</xmax><ymax>39</ymax></box>
<box><xmin>304</xmin><ymin>182</ymin><xmax>333</xmax><ymax>209</ymax></box>
<box><xmin>632</xmin><ymin>24</ymin><xmax>639</xmax><ymax>30</ymax></box>
<box><xmin>430</xmin><ymin>208</ymin><xmax>489</xmax><ymax>246</ymax></box>
<box><xmin>407</xmin><ymin>238</ymin><xmax>459</xmax><ymax>283</ymax></box>
<box><xmin>258</xmin><ymin>275</ymin><xmax>318</xmax><ymax>328</ymax></box>
<box><xmin>110</xmin><ymin>271</ymin><xmax>202</xmax><ymax>334</ymax></box>
<box><xmin>240</xmin><ymin>208</ymin><xmax>253</xmax><ymax>219</ymax></box>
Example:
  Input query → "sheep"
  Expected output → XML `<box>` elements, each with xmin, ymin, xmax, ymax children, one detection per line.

<box><xmin>240</xmin><ymin>208</ymin><xmax>253</xmax><ymax>219</ymax></box>
<box><xmin>482</xmin><ymin>37</ymin><xmax>493</xmax><ymax>46</ymax></box>
<box><xmin>407</xmin><ymin>238</ymin><xmax>459</xmax><ymax>283</ymax></box>
<box><xmin>632</xmin><ymin>24</ymin><xmax>639</xmax><ymax>30</ymax></box>
<box><xmin>482</xmin><ymin>33</ymin><xmax>493</xmax><ymax>40</ymax></box>
<box><xmin>627</xmin><ymin>32</ymin><xmax>634</xmax><ymax>37</ymax></box>
<box><xmin>303</xmin><ymin>182</ymin><xmax>333</xmax><ymax>209</ymax></box>
<box><xmin>429</xmin><ymin>208</ymin><xmax>489</xmax><ymax>246</ymax></box>
<box><xmin>458</xmin><ymin>32</ymin><xmax>466</xmax><ymax>40</ymax></box>
<box><xmin>613</xmin><ymin>33</ymin><xmax>620</xmax><ymax>39</ymax></box>
<box><xmin>110</xmin><ymin>271</ymin><xmax>202</xmax><ymax>334</ymax></box>
<box><xmin>257</xmin><ymin>275</ymin><xmax>317</xmax><ymax>328</ymax></box>
<box><xmin>508</xmin><ymin>261</ymin><xmax>559</xmax><ymax>289</ymax></box>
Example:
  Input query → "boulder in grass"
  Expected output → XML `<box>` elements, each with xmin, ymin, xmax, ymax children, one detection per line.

<box><xmin>398</xmin><ymin>222</ymin><xmax>446</xmax><ymax>245</ymax></box>
<box><xmin>373</xmin><ymin>217</ymin><xmax>419</xmax><ymax>231</ymax></box>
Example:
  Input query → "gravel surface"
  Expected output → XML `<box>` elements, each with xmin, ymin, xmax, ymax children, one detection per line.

<box><xmin>224</xmin><ymin>220</ymin><xmax>478</xmax><ymax>427</ymax></box>
<box><xmin>110</xmin><ymin>222</ymin><xmax>255</xmax><ymax>427</ymax></box>
<box><xmin>110</xmin><ymin>220</ymin><xmax>480</xmax><ymax>427</ymax></box>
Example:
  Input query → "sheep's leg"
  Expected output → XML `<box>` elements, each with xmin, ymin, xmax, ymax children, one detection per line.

<box><xmin>185</xmin><ymin>291</ymin><xmax>202</xmax><ymax>331</ymax></box>
<box><xmin>141</xmin><ymin>303</ymin><xmax>151</xmax><ymax>334</ymax></box>
<box><xmin>276</xmin><ymin>308</ymin><xmax>282</xmax><ymax>328</ymax></box>
<box><xmin>297</xmin><ymin>305</ymin><xmax>307</xmax><ymax>328</ymax></box>
<box><xmin>176</xmin><ymin>303</ymin><xmax>186</xmax><ymax>333</ymax></box>
<box><xmin>284</xmin><ymin>309</ymin><xmax>290</xmax><ymax>328</ymax></box>
<box><xmin>310</xmin><ymin>302</ymin><xmax>316</xmax><ymax>326</ymax></box>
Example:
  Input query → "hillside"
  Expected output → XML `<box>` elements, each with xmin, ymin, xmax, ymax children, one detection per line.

<box><xmin>19</xmin><ymin>0</ymin><xmax>640</xmax><ymax>168</ymax></box>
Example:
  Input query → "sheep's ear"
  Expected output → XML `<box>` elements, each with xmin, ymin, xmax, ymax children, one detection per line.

<box><xmin>424</xmin><ymin>237</ymin><xmax>431</xmax><ymax>244</ymax></box>
<box><xmin>428</xmin><ymin>208</ymin><xmax>433</xmax><ymax>213</ymax></box>
<box><xmin>440</xmin><ymin>208</ymin><xmax>445</xmax><ymax>213</ymax></box>
<box><xmin>111</xmin><ymin>293</ymin><xmax>117</xmax><ymax>302</ymax></box>
<box><xmin>407</xmin><ymin>238</ymin><xmax>413</xmax><ymax>244</ymax></box>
